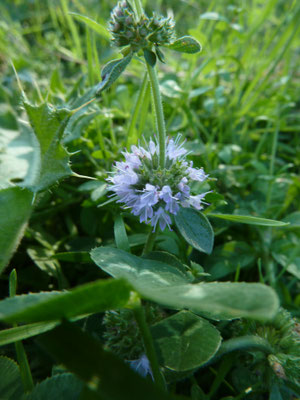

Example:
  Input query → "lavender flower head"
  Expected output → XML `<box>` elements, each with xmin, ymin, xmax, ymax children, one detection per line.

<box><xmin>107</xmin><ymin>135</ymin><xmax>210</xmax><ymax>231</ymax></box>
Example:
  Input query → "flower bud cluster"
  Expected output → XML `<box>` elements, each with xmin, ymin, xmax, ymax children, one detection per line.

<box><xmin>109</xmin><ymin>1</ymin><xmax>176</xmax><ymax>51</ymax></box>
<box><xmin>107</xmin><ymin>135</ymin><xmax>210</xmax><ymax>232</ymax></box>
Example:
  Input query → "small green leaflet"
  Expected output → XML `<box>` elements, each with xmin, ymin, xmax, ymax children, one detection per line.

<box><xmin>96</xmin><ymin>53</ymin><xmax>133</xmax><ymax>94</ymax></box>
<box><xmin>166</xmin><ymin>36</ymin><xmax>202</xmax><ymax>54</ymax></box>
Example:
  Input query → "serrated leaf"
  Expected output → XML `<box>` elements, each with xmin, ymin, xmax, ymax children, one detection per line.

<box><xmin>69</xmin><ymin>12</ymin><xmax>110</xmax><ymax>40</ymax></box>
<box><xmin>151</xmin><ymin>311</ymin><xmax>221</xmax><ymax>371</ymax></box>
<box><xmin>37</xmin><ymin>321</ymin><xmax>186</xmax><ymax>400</ymax></box>
<box><xmin>0</xmin><ymin>356</ymin><xmax>24</xmax><ymax>399</ymax></box>
<box><xmin>0</xmin><ymin>187</ymin><xmax>33</xmax><ymax>274</ymax></box>
<box><xmin>22</xmin><ymin>98</ymin><xmax>73</xmax><ymax>192</ymax></box>
<box><xmin>90</xmin><ymin>247</ymin><xmax>279</xmax><ymax>320</ymax></box>
<box><xmin>96</xmin><ymin>54</ymin><xmax>133</xmax><ymax>94</ymax></box>
<box><xmin>207</xmin><ymin>213</ymin><xmax>289</xmax><ymax>227</ymax></box>
<box><xmin>0</xmin><ymin>278</ymin><xmax>131</xmax><ymax>324</ymax></box>
<box><xmin>166</xmin><ymin>36</ymin><xmax>202</xmax><ymax>54</ymax></box>
<box><xmin>175</xmin><ymin>208</ymin><xmax>214</xmax><ymax>254</ymax></box>
<box><xmin>26</xmin><ymin>373</ymin><xmax>83</xmax><ymax>400</ymax></box>
<box><xmin>144</xmin><ymin>49</ymin><xmax>157</xmax><ymax>67</ymax></box>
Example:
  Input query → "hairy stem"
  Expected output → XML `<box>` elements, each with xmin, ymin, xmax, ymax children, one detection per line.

<box><xmin>133</xmin><ymin>0</ymin><xmax>166</xmax><ymax>168</ymax></box>
<box><xmin>133</xmin><ymin>305</ymin><xmax>166</xmax><ymax>390</ymax></box>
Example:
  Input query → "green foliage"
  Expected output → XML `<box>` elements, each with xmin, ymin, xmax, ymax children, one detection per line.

<box><xmin>0</xmin><ymin>356</ymin><xmax>24</xmax><ymax>400</ymax></box>
<box><xmin>166</xmin><ymin>36</ymin><xmax>201</xmax><ymax>54</ymax></box>
<box><xmin>0</xmin><ymin>0</ymin><xmax>299</xmax><ymax>398</ymax></box>
<box><xmin>175</xmin><ymin>208</ymin><xmax>214</xmax><ymax>254</ymax></box>
<box><xmin>151</xmin><ymin>311</ymin><xmax>221</xmax><ymax>371</ymax></box>
<box><xmin>0</xmin><ymin>187</ymin><xmax>33</xmax><ymax>274</ymax></box>
<box><xmin>25</xmin><ymin>373</ymin><xmax>83</xmax><ymax>400</ymax></box>
<box><xmin>91</xmin><ymin>246</ymin><xmax>279</xmax><ymax>320</ymax></box>
<box><xmin>0</xmin><ymin>278</ymin><xmax>131</xmax><ymax>323</ymax></box>
<box><xmin>37</xmin><ymin>321</ymin><xmax>186</xmax><ymax>400</ymax></box>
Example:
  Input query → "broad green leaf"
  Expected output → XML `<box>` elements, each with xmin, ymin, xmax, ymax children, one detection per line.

<box><xmin>207</xmin><ymin>213</ymin><xmax>289</xmax><ymax>227</ymax></box>
<box><xmin>0</xmin><ymin>187</ymin><xmax>33</xmax><ymax>274</ymax></box>
<box><xmin>144</xmin><ymin>49</ymin><xmax>157</xmax><ymax>67</ymax></box>
<box><xmin>0</xmin><ymin>278</ymin><xmax>131</xmax><ymax>324</ymax></box>
<box><xmin>0</xmin><ymin>321</ymin><xmax>58</xmax><ymax>347</ymax></box>
<box><xmin>91</xmin><ymin>247</ymin><xmax>279</xmax><ymax>320</ymax></box>
<box><xmin>90</xmin><ymin>247</ymin><xmax>190</xmax><ymax>290</ymax></box>
<box><xmin>114</xmin><ymin>215</ymin><xmax>130</xmax><ymax>252</ymax></box>
<box><xmin>96</xmin><ymin>54</ymin><xmax>133</xmax><ymax>94</ymax></box>
<box><xmin>26</xmin><ymin>373</ymin><xmax>84</xmax><ymax>400</ymax></box>
<box><xmin>146</xmin><ymin>282</ymin><xmax>279</xmax><ymax>321</ymax></box>
<box><xmin>37</xmin><ymin>321</ymin><xmax>187</xmax><ymax>400</ymax></box>
<box><xmin>0</xmin><ymin>356</ymin><xmax>24</xmax><ymax>400</ymax></box>
<box><xmin>22</xmin><ymin>98</ymin><xmax>73</xmax><ymax>192</ymax></box>
<box><xmin>166</xmin><ymin>36</ymin><xmax>202</xmax><ymax>54</ymax></box>
<box><xmin>151</xmin><ymin>311</ymin><xmax>221</xmax><ymax>371</ymax></box>
<box><xmin>69</xmin><ymin>12</ymin><xmax>110</xmax><ymax>40</ymax></box>
<box><xmin>175</xmin><ymin>208</ymin><xmax>214</xmax><ymax>254</ymax></box>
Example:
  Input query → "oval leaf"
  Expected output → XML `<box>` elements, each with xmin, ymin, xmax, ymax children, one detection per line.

<box><xmin>175</xmin><ymin>208</ymin><xmax>214</xmax><ymax>254</ymax></box>
<box><xmin>151</xmin><ymin>311</ymin><xmax>221</xmax><ymax>371</ymax></box>
<box><xmin>144</xmin><ymin>49</ymin><xmax>157</xmax><ymax>67</ymax></box>
<box><xmin>96</xmin><ymin>53</ymin><xmax>133</xmax><ymax>94</ymax></box>
<box><xmin>0</xmin><ymin>356</ymin><xmax>23</xmax><ymax>399</ymax></box>
<box><xmin>208</xmin><ymin>213</ymin><xmax>289</xmax><ymax>227</ymax></box>
<box><xmin>166</xmin><ymin>36</ymin><xmax>202</xmax><ymax>54</ymax></box>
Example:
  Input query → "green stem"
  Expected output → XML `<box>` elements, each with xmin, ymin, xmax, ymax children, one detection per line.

<box><xmin>146</xmin><ymin>62</ymin><xmax>166</xmax><ymax>168</ymax></box>
<box><xmin>9</xmin><ymin>270</ymin><xmax>34</xmax><ymax>393</ymax></box>
<box><xmin>126</xmin><ymin>72</ymin><xmax>149</xmax><ymax>147</ymax></box>
<box><xmin>133</xmin><ymin>0</ymin><xmax>166</xmax><ymax>168</ymax></box>
<box><xmin>142</xmin><ymin>230</ymin><xmax>157</xmax><ymax>255</ymax></box>
<box><xmin>133</xmin><ymin>305</ymin><xmax>166</xmax><ymax>390</ymax></box>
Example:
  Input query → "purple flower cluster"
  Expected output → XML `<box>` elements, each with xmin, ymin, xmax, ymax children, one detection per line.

<box><xmin>107</xmin><ymin>136</ymin><xmax>209</xmax><ymax>231</ymax></box>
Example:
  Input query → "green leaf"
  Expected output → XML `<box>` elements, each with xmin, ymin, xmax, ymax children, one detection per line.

<box><xmin>69</xmin><ymin>12</ymin><xmax>110</xmax><ymax>40</ymax></box>
<box><xmin>0</xmin><ymin>356</ymin><xmax>24</xmax><ymax>400</ymax></box>
<box><xmin>96</xmin><ymin>54</ymin><xmax>133</xmax><ymax>94</ymax></box>
<box><xmin>0</xmin><ymin>278</ymin><xmax>131</xmax><ymax>324</ymax></box>
<box><xmin>0</xmin><ymin>187</ymin><xmax>33</xmax><ymax>274</ymax></box>
<box><xmin>144</xmin><ymin>49</ymin><xmax>157</xmax><ymax>67</ymax></box>
<box><xmin>146</xmin><ymin>282</ymin><xmax>279</xmax><ymax>321</ymax></box>
<box><xmin>114</xmin><ymin>215</ymin><xmax>130</xmax><ymax>252</ymax></box>
<box><xmin>155</xmin><ymin>47</ymin><xmax>165</xmax><ymax>63</ymax></box>
<box><xmin>90</xmin><ymin>247</ymin><xmax>279</xmax><ymax>320</ymax></box>
<box><xmin>22</xmin><ymin>97</ymin><xmax>73</xmax><ymax>192</ymax></box>
<box><xmin>0</xmin><ymin>321</ymin><xmax>59</xmax><ymax>347</ymax></box>
<box><xmin>175</xmin><ymin>208</ymin><xmax>214</xmax><ymax>254</ymax></box>
<box><xmin>26</xmin><ymin>373</ymin><xmax>84</xmax><ymax>400</ymax></box>
<box><xmin>151</xmin><ymin>311</ymin><xmax>221</xmax><ymax>371</ymax></box>
<box><xmin>166</xmin><ymin>36</ymin><xmax>202</xmax><ymax>54</ymax></box>
<box><xmin>207</xmin><ymin>213</ymin><xmax>289</xmax><ymax>227</ymax></box>
<box><xmin>37</xmin><ymin>321</ymin><xmax>187</xmax><ymax>400</ymax></box>
<box><xmin>90</xmin><ymin>247</ymin><xmax>190</xmax><ymax>290</ymax></box>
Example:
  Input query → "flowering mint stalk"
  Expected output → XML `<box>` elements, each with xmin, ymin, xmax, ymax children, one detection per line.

<box><xmin>107</xmin><ymin>135</ymin><xmax>210</xmax><ymax>232</ymax></box>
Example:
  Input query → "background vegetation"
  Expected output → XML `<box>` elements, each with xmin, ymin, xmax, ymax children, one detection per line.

<box><xmin>0</xmin><ymin>0</ymin><xmax>299</xmax><ymax>398</ymax></box>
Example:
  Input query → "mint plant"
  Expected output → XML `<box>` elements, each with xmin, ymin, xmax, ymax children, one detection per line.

<box><xmin>0</xmin><ymin>0</ymin><xmax>299</xmax><ymax>399</ymax></box>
